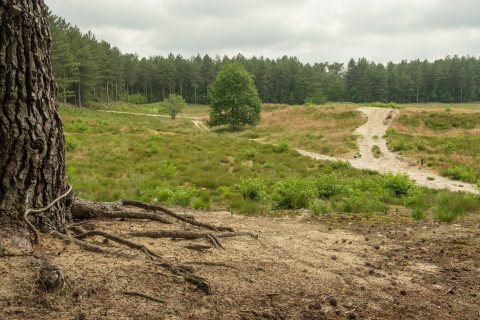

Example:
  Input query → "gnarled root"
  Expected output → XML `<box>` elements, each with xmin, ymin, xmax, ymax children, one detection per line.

<box><xmin>70</xmin><ymin>228</ymin><xmax>211</xmax><ymax>293</ymax></box>
<box><xmin>121</xmin><ymin>199</ymin><xmax>234</xmax><ymax>232</ymax></box>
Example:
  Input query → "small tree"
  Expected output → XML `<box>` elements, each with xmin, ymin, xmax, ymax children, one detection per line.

<box><xmin>164</xmin><ymin>94</ymin><xmax>186</xmax><ymax>119</ymax></box>
<box><xmin>207</xmin><ymin>62</ymin><xmax>261</xmax><ymax>129</ymax></box>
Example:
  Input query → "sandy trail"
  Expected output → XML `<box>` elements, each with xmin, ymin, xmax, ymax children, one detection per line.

<box><xmin>298</xmin><ymin>107</ymin><xmax>478</xmax><ymax>193</ymax></box>
<box><xmin>100</xmin><ymin>108</ymin><xmax>477</xmax><ymax>193</ymax></box>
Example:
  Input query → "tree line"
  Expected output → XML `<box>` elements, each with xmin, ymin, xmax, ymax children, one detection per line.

<box><xmin>50</xmin><ymin>15</ymin><xmax>480</xmax><ymax>106</ymax></box>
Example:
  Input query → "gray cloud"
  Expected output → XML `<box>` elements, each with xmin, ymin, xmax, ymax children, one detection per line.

<box><xmin>46</xmin><ymin>0</ymin><xmax>480</xmax><ymax>63</ymax></box>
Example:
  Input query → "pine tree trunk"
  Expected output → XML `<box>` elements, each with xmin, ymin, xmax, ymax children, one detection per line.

<box><xmin>0</xmin><ymin>0</ymin><xmax>70</xmax><ymax>232</ymax></box>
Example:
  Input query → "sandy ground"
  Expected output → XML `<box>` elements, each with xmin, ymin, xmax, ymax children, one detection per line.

<box><xmin>297</xmin><ymin>107</ymin><xmax>478</xmax><ymax>194</ymax></box>
<box><xmin>1</xmin><ymin>210</ymin><xmax>479</xmax><ymax>320</ymax></box>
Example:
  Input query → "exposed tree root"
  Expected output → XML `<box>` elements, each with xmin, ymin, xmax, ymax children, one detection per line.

<box><xmin>21</xmin><ymin>195</ymin><xmax>246</xmax><ymax>295</ymax></box>
<box><xmin>52</xmin><ymin>231</ymin><xmax>131</xmax><ymax>258</ymax></box>
<box><xmin>74</xmin><ymin>230</ymin><xmax>163</xmax><ymax>259</ymax></box>
<box><xmin>129</xmin><ymin>230</ymin><xmax>258</xmax><ymax>242</ymax></box>
<box><xmin>102</xmin><ymin>211</ymin><xmax>172</xmax><ymax>224</ymax></box>
<box><xmin>121</xmin><ymin>199</ymin><xmax>235</xmax><ymax>232</ymax></box>
<box><xmin>121</xmin><ymin>291</ymin><xmax>165</xmax><ymax>304</ymax></box>
<box><xmin>71</xmin><ymin>228</ymin><xmax>211</xmax><ymax>293</ymax></box>
<box><xmin>128</xmin><ymin>230</ymin><xmax>225</xmax><ymax>248</ymax></box>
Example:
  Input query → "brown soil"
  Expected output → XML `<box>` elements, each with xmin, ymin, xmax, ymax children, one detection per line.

<box><xmin>1</xmin><ymin>210</ymin><xmax>479</xmax><ymax>320</ymax></box>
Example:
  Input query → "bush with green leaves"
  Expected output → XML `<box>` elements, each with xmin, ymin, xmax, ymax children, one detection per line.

<box><xmin>155</xmin><ymin>185</ymin><xmax>199</xmax><ymax>207</ymax></box>
<box><xmin>158</xmin><ymin>160</ymin><xmax>177</xmax><ymax>179</ymax></box>
<box><xmin>273</xmin><ymin>139</ymin><xmax>290</xmax><ymax>153</ymax></box>
<box><xmin>171</xmin><ymin>186</ymin><xmax>199</xmax><ymax>207</ymax></box>
<box><xmin>314</xmin><ymin>175</ymin><xmax>346</xmax><ymax>198</ymax></box>
<box><xmin>384</xmin><ymin>173</ymin><xmax>414</xmax><ymax>197</ymax></box>
<box><xmin>128</xmin><ymin>93</ymin><xmax>148</xmax><ymax>104</ymax></box>
<box><xmin>163</xmin><ymin>94</ymin><xmax>186</xmax><ymax>119</ymax></box>
<box><xmin>207</xmin><ymin>62</ymin><xmax>262</xmax><ymax>129</ymax></box>
<box><xmin>234</xmin><ymin>177</ymin><xmax>266</xmax><ymax>201</ymax></box>
<box><xmin>272</xmin><ymin>178</ymin><xmax>316</xmax><ymax>209</ymax></box>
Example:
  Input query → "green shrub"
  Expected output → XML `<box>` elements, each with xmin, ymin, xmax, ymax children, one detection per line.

<box><xmin>371</xmin><ymin>145</ymin><xmax>382</xmax><ymax>158</ymax></box>
<box><xmin>156</xmin><ymin>187</ymin><xmax>174</xmax><ymax>203</ymax></box>
<box><xmin>314</xmin><ymin>175</ymin><xmax>346</xmax><ymax>198</ymax></box>
<box><xmin>65</xmin><ymin>136</ymin><xmax>80</xmax><ymax>151</ymax></box>
<box><xmin>171</xmin><ymin>186</ymin><xmax>199</xmax><ymax>207</ymax></box>
<box><xmin>384</xmin><ymin>173</ymin><xmax>414</xmax><ymax>197</ymax></box>
<box><xmin>273</xmin><ymin>139</ymin><xmax>290</xmax><ymax>153</ymax></box>
<box><xmin>331</xmin><ymin>160</ymin><xmax>351</xmax><ymax>169</ymax></box>
<box><xmin>234</xmin><ymin>177</ymin><xmax>266</xmax><ymax>201</ymax></box>
<box><xmin>159</xmin><ymin>160</ymin><xmax>177</xmax><ymax>179</ymax></box>
<box><xmin>245</xmin><ymin>147</ymin><xmax>257</xmax><ymax>158</ymax></box>
<box><xmin>273</xmin><ymin>179</ymin><xmax>316</xmax><ymax>209</ymax></box>
<box><xmin>128</xmin><ymin>93</ymin><xmax>149</xmax><ymax>104</ymax></box>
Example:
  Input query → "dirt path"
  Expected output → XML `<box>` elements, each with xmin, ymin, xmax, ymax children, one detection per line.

<box><xmin>99</xmin><ymin>108</ymin><xmax>477</xmax><ymax>193</ymax></box>
<box><xmin>2</xmin><ymin>211</ymin><xmax>479</xmax><ymax>319</ymax></box>
<box><xmin>298</xmin><ymin>107</ymin><xmax>478</xmax><ymax>193</ymax></box>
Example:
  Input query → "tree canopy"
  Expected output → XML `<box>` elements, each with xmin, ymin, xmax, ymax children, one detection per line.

<box><xmin>207</xmin><ymin>62</ymin><xmax>262</xmax><ymax>129</ymax></box>
<box><xmin>49</xmin><ymin>14</ymin><xmax>480</xmax><ymax>106</ymax></box>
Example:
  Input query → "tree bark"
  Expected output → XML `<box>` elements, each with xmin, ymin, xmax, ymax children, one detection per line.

<box><xmin>0</xmin><ymin>0</ymin><xmax>70</xmax><ymax>232</ymax></box>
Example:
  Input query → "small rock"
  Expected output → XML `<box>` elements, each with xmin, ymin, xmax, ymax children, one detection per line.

<box><xmin>326</xmin><ymin>296</ymin><xmax>337</xmax><ymax>307</ymax></box>
<box><xmin>345</xmin><ymin>310</ymin><xmax>357</xmax><ymax>319</ymax></box>
<box><xmin>400</xmin><ymin>290</ymin><xmax>407</xmax><ymax>296</ymax></box>
<box><xmin>374</xmin><ymin>245</ymin><xmax>380</xmax><ymax>250</ymax></box>
<box><xmin>365</xmin><ymin>237</ymin><xmax>370</xmax><ymax>241</ymax></box>
<box><xmin>331</xmin><ymin>255</ymin><xmax>338</xmax><ymax>260</ymax></box>
<box><xmin>368</xmin><ymin>269</ymin><xmax>374</xmax><ymax>275</ymax></box>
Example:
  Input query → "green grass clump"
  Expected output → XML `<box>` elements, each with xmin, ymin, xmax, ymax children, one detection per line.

<box><xmin>272</xmin><ymin>178</ymin><xmax>316</xmax><ymax>209</ymax></box>
<box><xmin>434</xmin><ymin>191</ymin><xmax>480</xmax><ymax>222</ymax></box>
<box><xmin>371</xmin><ymin>145</ymin><xmax>382</xmax><ymax>158</ymax></box>
<box><xmin>273</xmin><ymin>139</ymin><xmax>290</xmax><ymax>153</ymax></box>
<box><xmin>331</xmin><ymin>160</ymin><xmax>351</xmax><ymax>169</ymax></box>
<box><xmin>309</xmin><ymin>199</ymin><xmax>331</xmax><ymax>216</ymax></box>
<box><xmin>411</xmin><ymin>209</ymin><xmax>426</xmax><ymax>220</ymax></box>
<box><xmin>65</xmin><ymin>136</ymin><xmax>80</xmax><ymax>151</ymax></box>
<box><xmin>441</xmin><ymin>165</ymin><xmax>477</xmax><ymax>183</ymax></box>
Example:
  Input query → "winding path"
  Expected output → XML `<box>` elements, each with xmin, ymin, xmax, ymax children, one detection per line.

<box><xmin>297</xmin><ymin>107</ymin><xmax>478</xmax><ymax>193</ymax></box>
<box><xmin>99</xmin><ymin>108</ymin><xmax>477</xmax><ymax>193</ymax></box>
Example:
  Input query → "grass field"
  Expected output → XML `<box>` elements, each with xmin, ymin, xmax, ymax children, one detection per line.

<box><xmin>62</xmin><ymin>102</ymin><xmax>480</xmax><ymax>222</ymax></box>
<box><xmin>386</xmin><ymin>104</ymin><xmax>480</xmax><ymax>184</ymax></box>
<box><xmin>232</xmin><ymin>103</ymin><xmax>365</xmax><ymax>156</ymax></box>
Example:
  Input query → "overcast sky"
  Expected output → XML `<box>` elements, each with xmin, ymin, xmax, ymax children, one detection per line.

<box><xmin>46</xmin><ymin>0</ymin><xmax>480</xmax><ymax>64</ymax></box>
